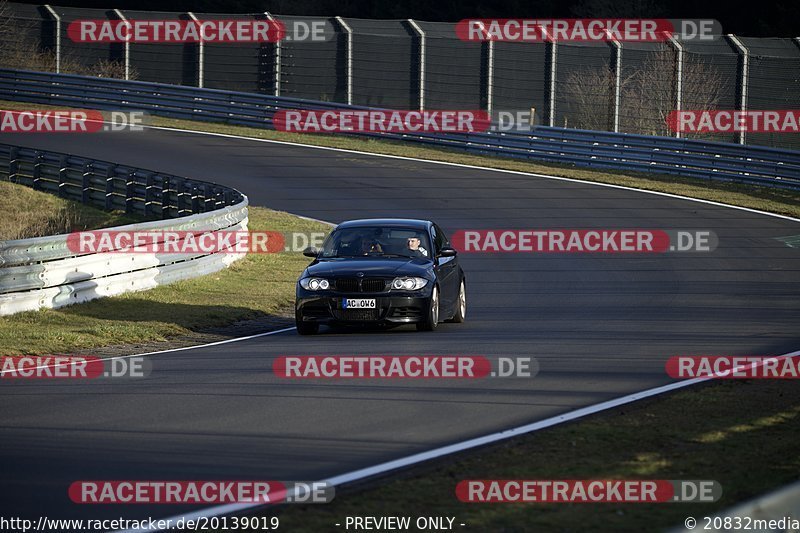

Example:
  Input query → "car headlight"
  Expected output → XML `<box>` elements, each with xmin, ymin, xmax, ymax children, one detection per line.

<box><xmin>300</xmin><ymin>277</ymin><xmax>330</xmax><ymax>291</ymax></box>
<box><xmin>391</xmin><ymin>277</ymin><xmax>428</xmax><ymax>291</ymax></box>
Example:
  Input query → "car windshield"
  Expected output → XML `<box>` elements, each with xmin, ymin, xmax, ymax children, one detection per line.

<box><xmin>319</xmin><ymin>226</ymin><xmax>432</xmax><ymax>259</ymax></box>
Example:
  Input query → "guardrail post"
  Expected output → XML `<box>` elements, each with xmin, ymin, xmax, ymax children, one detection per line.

<box><xmin>178</xmin><ymin>181</ymin><xmax>192</xmax><ymax>216</ymax></box>
<box><xmin>113</xmin><ymin>9</ymin><xmax>131</xmax><ymax>80</ymax></box>
<box><xmin>607</xmin><ymin>32</ymin><xmax>622</xmax><ymax>133</ymax></box>
<box><xmin>187</xmin><ymin>12</ymin><xmax>203</xmax><ymax>88</ymax></box>
<box><xmin>407</xmin><ymin>19</ymin><xmax>425</xmax><ymax>110</ymax></box>
<box><xmin>58</xmin><ymin>155</ymin><xmax>69</xmax><ymax>198</ymax></box>
<box><xmin>727</xmin><ymin>34</ymin><xmax>749</xmax><ymax>145</ymax></box>
<box><xmin>335</xmin><ymin>16</ymin><xmax>353</xmax><ymax>105</ymax></box>
<box><xmin>161</xmin><ymin>176</ymin><xmax>172</xmax><ymax>218</ymax></box>
<box><xmin>144</xmin><ymin>174</ymin><xmax>155</xmax><ymax>217</ymax></box>
<box><xmin>544</xmin><ymin>27</ymin><xmax>557</xmax><ymax>127</ymax></box>
<box><xmin>104</xmin><ymin>166</ymin><xmax>115</xmax><ymax>211</ymax></box>
<box><xmin>125</xmin><ymin>171</ymin><xmax>137</xmax><ymax>214</ymax></box>
<box><xmin>8</xmin><ymin>147</ymin><xmax>20</xmax><ymax>184</ymax></box>
<box><xmin>82</xmin><ymin>162</ymin><xmax>92</xmax><ymax>204</ymax></box>
<box><xmin>32</xmin><ymin>152</ymin><xmax>43</xmax><ymax>191</ymax></box>
<box><xmin>667</xmin><ymin>35</ymin><xmax>684</xmax><ymax>139</ymax></box>
<box><xmin>43</xmin><ymin>5</ymin><xmax>61</xmax><ymax>73</ymax></box>
<box><xmin>265</xmin><ymin>12</ymin><xmax>281</xmax><ymax>96</ymax></box>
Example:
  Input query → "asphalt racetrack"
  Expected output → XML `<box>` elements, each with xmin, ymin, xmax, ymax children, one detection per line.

<box><xmin>1</xmin><ymin>127</ymin><xmax>798</xmax><ymax>525</ymax></box>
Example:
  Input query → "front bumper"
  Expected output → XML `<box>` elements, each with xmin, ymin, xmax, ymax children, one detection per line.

<box><xmin>296</xmin><ymin>288</ymin><xmax>432</xmax><ymax>325</ymax></box>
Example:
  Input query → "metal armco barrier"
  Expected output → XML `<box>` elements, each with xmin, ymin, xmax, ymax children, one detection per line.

<box><xmin>0</xmin><ymin>142</ymin><xmax>248</xmax><ymax>315</ymax></box>
<box><xmin>1</xmin><ymin>68</ymin><xmax>798</xmax><ymax>191</ymax></box>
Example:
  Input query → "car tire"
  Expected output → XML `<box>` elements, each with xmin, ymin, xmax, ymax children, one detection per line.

<box><xmin>295</xmin><ymin>312</ymin><xmax>319</xmax><ymax>335</ymax></box>
<box><xmin>416</xmin><ymin>286</ymin><xmax>439</xmax><ymax>332</ymax></box>
<box><xmin>448</xmin><ymin>280</ymin><xmax>466</xmax><ymax>323</ymax></box>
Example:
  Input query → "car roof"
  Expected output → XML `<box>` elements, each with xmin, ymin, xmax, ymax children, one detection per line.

<box><xmin>334</xmin><ymin>218</ymin><xmax>433</xmax><ymax>230</ymax></box>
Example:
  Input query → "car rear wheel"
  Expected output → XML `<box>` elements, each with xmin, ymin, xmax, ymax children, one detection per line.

<box><xmin>417</xmin><ymin>286</ymin><xmax>439</xmax><ymax>331</ymax></box>
<box><xmin>448</xmin><ymin>280</ymin><xmax>466</xmax><ymax>323</ymax></box>
<box><xmin>295</xmin><ymin>312</ymin><xmax>319</xmax><ymax>335</ymax></box>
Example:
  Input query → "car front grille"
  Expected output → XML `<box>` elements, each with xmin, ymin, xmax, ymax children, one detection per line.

<box><xmin>334</xmin><ymin>278</ymin><xmax>388</xmax><ymax>293</ymax></box>
<box><xmin>362</xmin><ymin>278</ymin><xmax>387</xmax><ymax>292</ymax></box>
<box><xmin>335</xmin><ymin>278</ymin><xmax>359</xmax><ymax>292</ymax></box>
<box><xmin>331</xmin><ymin>308</ymin><xmax>381</xmax><ymax>321</ymax></box>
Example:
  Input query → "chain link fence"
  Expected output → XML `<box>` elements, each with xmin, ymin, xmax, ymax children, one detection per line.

<box><xmin>2</xmin><ymin>2</ymin><xmax>799</xmax><ymax>149</ymax></box>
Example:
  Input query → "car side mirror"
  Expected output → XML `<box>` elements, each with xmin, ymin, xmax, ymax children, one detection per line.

<box><xmin>439</xmin><ymin>247</ymin><xmax>458</xmax><ymax>257</ymax></box>
<box><xmin>302</xmin><ymin>246</ymin><xmax>319</xmax><ymax>258</ymax></box>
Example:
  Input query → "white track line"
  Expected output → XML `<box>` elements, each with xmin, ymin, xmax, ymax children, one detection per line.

<box><xmin>0</xmin><ymin>327</ymin><xmax>297</xmax><ymax>376</ymax></box>
<box><xmin>117</xmin><ymin>350</ymin><xmax>800</xmax><ymax>532</ymax></box>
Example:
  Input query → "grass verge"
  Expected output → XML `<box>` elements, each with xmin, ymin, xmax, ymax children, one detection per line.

<box><xmin>268</xmin><ymin>379</ymin><xmax>800</xmax><ymax>533</ymax></box>
<box><xmin>0</xmin><ymin>181</ymin><xmax>138</xmax><ymax>240</ymax></box>
<box><xmin>0</xmin><ymin>99</ymin><xmax>798</xmax><ymax>219</ymax></box>
<box><xmin>0</xmin><ymin>203</ymin><xmax>330</xmax><ymax>355</ymax></box>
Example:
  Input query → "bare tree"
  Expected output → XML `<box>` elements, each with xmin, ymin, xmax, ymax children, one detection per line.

<box><xmin>561</xmin><ymin>46</ymin><xmax>726</xmax><ymax>138</ymax></box>
<box><xmin>623</xmin><ymin>47</ymin><xmax>727</xmax><ymax>137</ymax></box>
<box><xmin>0</xmin><ymin>2</ymin><xmax>133</xmax><ymax>79</ymax></box>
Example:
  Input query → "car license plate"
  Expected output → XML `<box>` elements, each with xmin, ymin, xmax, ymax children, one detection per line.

<box><xmin>343</xmin><ymin>298</ymin><xmax>376</xmax><ymax>309</ymax></box>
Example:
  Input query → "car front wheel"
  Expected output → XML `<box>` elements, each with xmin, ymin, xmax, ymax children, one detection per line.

<box><xmin>417</xmin><ymin>286</ymin><xmax>439</xmax><ymax>332</ymax></box>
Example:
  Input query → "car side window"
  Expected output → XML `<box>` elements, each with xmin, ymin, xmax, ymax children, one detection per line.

<box><xmin>432</xmin><ymin>225</ymin><xmax>447</xmax><ymax>254</ymax></box>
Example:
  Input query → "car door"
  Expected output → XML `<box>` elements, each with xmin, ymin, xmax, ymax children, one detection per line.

<box><xmin>432</xmin><ymin>224</ymin><xmax>458</xmax><ymax>314</ymax></box>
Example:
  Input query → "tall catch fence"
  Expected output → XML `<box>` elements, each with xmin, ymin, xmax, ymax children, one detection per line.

<box><xmin>1</xmin><ymin>3</ymin><xmax>799</xmax><ymax>149</ymax></box>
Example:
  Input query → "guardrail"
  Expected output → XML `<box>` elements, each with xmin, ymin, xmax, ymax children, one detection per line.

<box><xmin>0</xmin><ymin>143</ymin><xmax>248</xmax><ymax>315</ymax></box>
<box><xmin>1</xmin><ymin>68</ymin><xmax>800</xmax><ymax>191</ymax></box>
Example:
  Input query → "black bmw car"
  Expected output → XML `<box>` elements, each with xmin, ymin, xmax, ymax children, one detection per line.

<box><xmin>295</xmin><ymin>219</ymin><xmax>466</xmax><ymax>335</ymax></box>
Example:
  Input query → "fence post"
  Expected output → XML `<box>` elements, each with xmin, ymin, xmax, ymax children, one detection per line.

<box><xmin>475</xmin><ymin>21</ymin><xmax>495</xmax><ymax>115</ymax></box>
<box><xmin>407</xmin><ymin>19</ymin><xmax>425</xmax><ymax>110</ymax></box>
<box><xmin>667</xmin><ymin>35</ymin><xmax>684</xmax><ymax>139</ymax></box>
<box><xmin>265</xmin><ymin>12</ymin><xmax>280</xmax><ymax>96</ymax></box>
<box><xmin>187</xmin><ymin>12</ymin><xmax>203</xmax><ymax>88</ymax></box>
<box><xmin>112</xmin><ymin>9</ymin><xmax>130</xmax><ymax>80</ymax></box>
<box><xmin>335</xmin><ymin>16</ymin><xmax>353</xmax><ymax>105</ymax></box>
<box><xmin>727</xmin><ymin>34</ymin><xmax>749</xmax><ymax>145</ymax></box>
<box><xmin>43</xmin><ymin>5</ymin><xmax>61</xmax><ymax>73</ymax></box>
<box><xmin>543</xmin><ymin>27</ymin><xmax>557</xmax><ymax>127</ymax></box>
<box><xmin>607</xmin><ymin>32</ymin><xmax>622</xmax><ymax>133</ymax></box>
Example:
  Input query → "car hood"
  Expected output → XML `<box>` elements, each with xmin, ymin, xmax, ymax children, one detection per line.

<box><xmin>304</xmin><ymin>257</ymin><xmax>432</xmax><ymax>278</ymax></box>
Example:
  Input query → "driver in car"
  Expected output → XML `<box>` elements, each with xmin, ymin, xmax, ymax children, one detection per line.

<box><xmin>406</xmin><ymin>237</ymin><xmax>428</xmax><ymax>258</ymax></box>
